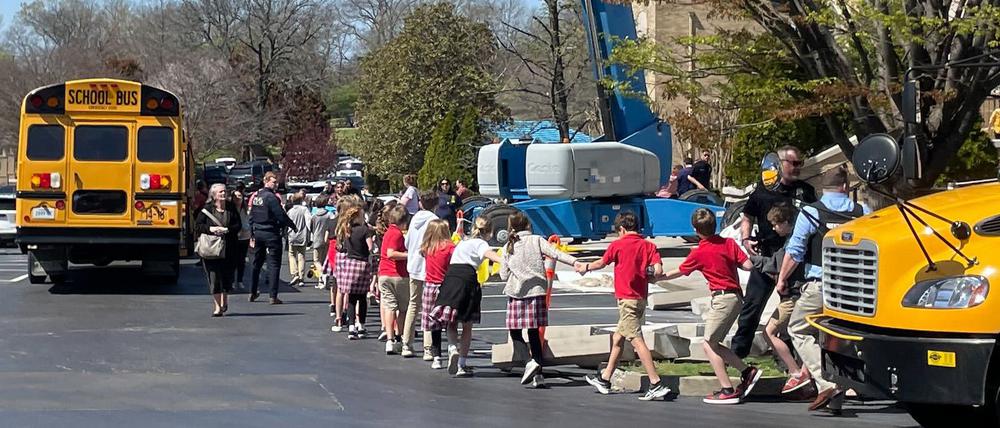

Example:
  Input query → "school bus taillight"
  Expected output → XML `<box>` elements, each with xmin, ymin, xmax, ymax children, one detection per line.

<box><xmin>139</xmin><ymin>173</ymin><xmax>170</xmax><ymax>190</ymax></box>
<box><xmin>30</xmin><ymin>172</ymin><xmax>61</xmax><ymax>189</ymax></box>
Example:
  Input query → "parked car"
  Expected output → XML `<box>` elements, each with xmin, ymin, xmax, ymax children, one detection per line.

<box><xmin>227</xmin><ymin>161</ymin><xmax>275</xmax><ymax>189</ymax></box>
<box><xmin>0</xmin><ymin>185</ymin><xmax>15</xmax><ymax>246</ymax></box>
<box><xmin>214</xmin><ymin>157</ymin><xmax>237</xmax><ymax>171</ymax></box>
<box><xmin>202</xmin><ymin>163</ymin><xmax>229</xmax><ymax>186</ymax></box>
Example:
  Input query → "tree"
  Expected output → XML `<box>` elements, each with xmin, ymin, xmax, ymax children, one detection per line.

<box><xmin>349</xmin><ymin>3</ymin><xmax>509</xmax><ymax>181</ymax></box>
<box><xmin>280</xmin><ymin>100</ymin><xmax>337</xmax><ymax>182</ymax></box>
<box><xmin>420</xmin><ymin>111</ymin><xmax>455</xmax><ymax>188</ymax></box>
<box><xmin>639</xmin><ymin>0</ymin><xmax>1000</xmax><ymax>189</ymax></box>
<box><xmin>497</xmin><ymin>0</ymin><xmax>597</xmax><ymax>140</ymax></box>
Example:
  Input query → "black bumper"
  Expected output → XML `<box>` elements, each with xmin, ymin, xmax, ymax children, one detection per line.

<box><xmin>17</xmin><ymin>227</ymin><xmax>180</xmax><ymax>246</ymax></box>
<box><xmin>819</xmin><ymin>317</ymin><xmax>995</xmax><ymax>405</ymax></box>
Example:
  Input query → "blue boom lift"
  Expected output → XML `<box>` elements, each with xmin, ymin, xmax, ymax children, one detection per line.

<box><xmin>467</xmin><ymin>0</ymin><xmax>726</xmax><ymax>245</ymax></box>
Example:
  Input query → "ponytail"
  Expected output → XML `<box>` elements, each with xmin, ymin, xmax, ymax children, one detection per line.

<box><xmin>469</xmin><ymin>216</ymin><xmax>492</xmax><ymax>240</ymax></box>
<box><xmin>504</xmin><ymin>212</ymin><xmax>531</xmax><ymax>255</ymax></box>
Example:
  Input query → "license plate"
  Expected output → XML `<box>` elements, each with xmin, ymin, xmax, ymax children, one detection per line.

<box><xmin>31</xmin><ymin>206</ymin><xmax>54</xmax><ymax>220</ymax></box>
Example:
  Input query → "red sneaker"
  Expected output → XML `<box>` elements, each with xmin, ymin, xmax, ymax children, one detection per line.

<box><xmin>703</xmin><ymin>389</ymin><xmax>742</xmax><ymax>405</ymax></box>
<box><xmin>738</xmin><ymin>366</ymin><xmax>763</xmax><ymax>398</ymax></box>
<box><xmin>782</xmin><ymin>373</ymin><xmax>813</xmax><ymax>394</ymax></box>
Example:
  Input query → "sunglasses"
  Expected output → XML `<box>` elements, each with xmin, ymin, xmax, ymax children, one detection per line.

<box><xmin>781</xmin><ymin>158</ymin><xmax>804</xmax><ymax>167</ymax></box>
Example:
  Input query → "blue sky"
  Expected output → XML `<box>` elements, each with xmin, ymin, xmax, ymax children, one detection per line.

<box><xmin>0</xmin><ymin>1</ymin><xmax>25</xmax><ymax>29</ymax></box>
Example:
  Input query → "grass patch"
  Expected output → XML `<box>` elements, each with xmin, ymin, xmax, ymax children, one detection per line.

<box><xmin>624</xmin><ymin>356</ymin><xmax>785</xmax><ymax>378</ymax></box>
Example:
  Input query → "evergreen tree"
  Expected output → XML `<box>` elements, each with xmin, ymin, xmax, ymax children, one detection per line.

<box><xmin>419</xmin><ymin>111</ymin><xmax>459</xmax><ymax>190</ymax></box>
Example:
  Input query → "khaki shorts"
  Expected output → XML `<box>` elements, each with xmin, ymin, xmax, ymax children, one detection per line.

<box><xmin>616</xmin><ymin>299</ymin><xmax>646</xmax><ymax>340</ymax></box>
<box><xmin>768</xmin><ymin>295</ymin><xmax>798</xmax><ymax>333</ymax></box>
<box><xmin>704</xmin><ymin>293</ymin><xmax>743</xmax><ymax>344</ymax></box>
<box><xmin>378</xmin><ymin>276</ymin><xmax>410</xmax><ymax>312</ymax></box>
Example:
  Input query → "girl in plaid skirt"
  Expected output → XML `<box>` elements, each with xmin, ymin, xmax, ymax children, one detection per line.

<box><xmin>335</xmin><ymin>204</ymin><xmax>373</xmax><ymax>340</ymax></box>
<box><xmin>499</xmin><ymin>212</ymin><xmax>579</xmax><ymax>387</ymax></box>
<box><xmin>419</xmin><ymin>219</ymin><xmax>455</xmax><ymax>369</ymax></box>
<box><xmin>430</xmin><ymin>217</ymin><xmax>503</xmax><ymax>377</ymax></box>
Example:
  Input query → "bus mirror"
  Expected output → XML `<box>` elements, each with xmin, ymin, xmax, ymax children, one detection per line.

<box><xmin>852</xmin><ymin>133</ymin><xmax>900</xmax><ymax>184</ymax></box>
<box><xmin>759</xmin><ymin>152</ymin><xmax>782</xmax><ymax>191</ymax></box>
<box><xmin>902</xmin><ymin>80</ymin><xmax>918</xmax><ymax>124</ymax></box>
<box><xmin>901</xmin><ymin>135</ymin><xmax>922</xmax><ymax>181</ymax></box>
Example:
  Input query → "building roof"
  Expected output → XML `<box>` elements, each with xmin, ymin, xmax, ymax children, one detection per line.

<box><xmin>492</xmin><ymin>120</ymin><xmax>594</xmax><ymax>144</ymax></box>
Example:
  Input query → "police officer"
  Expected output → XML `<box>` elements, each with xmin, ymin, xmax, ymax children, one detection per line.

<box><xmin>249</xmin><ymin>171</ymin><xmax>296</xmax><ymax>304</ymax></box>
<box><xmin>778</xmin><ymin>165</ymin><xmax>868</xmax><ymax>413</ymax></box>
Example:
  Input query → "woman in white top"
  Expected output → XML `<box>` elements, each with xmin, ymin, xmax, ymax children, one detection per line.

<box><xmin>429</xmin><ymin>217</ymin><xmax>502</xmax><ymax>377</ymax></box>
<box><xmin>398</xmin><ymin>174</ymin><xmax>420</xmax><ymax>214</ymax></box>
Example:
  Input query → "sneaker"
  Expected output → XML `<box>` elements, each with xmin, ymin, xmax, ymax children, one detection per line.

<box><xmin>269</xmin><ymin>297</ymin><xmax>283</xmax><ymax>305</ymax></box>
<box><xmin>236</xmin><ymin>281</ymin><xmax>244</xmax><ymax>290</ymax></box>
<box><xmin>782</xmin><ymin>373</ymin><xmax>813</xmax><ymax>394</ymax></box>
<box><xmin>431</xmin><ymin>356</ymin><xmax>444</xmax><ymax>369</ymax></box>
<box><xmin>377</xmin><ymin>331</ymin><xmax>389</xmax><ymax>342</ymax></box>
<box><xmin>330</xmin><ymin>324</ymin><xmax>344</xmax><ymax>333</ymax></box>
<box><xmin>401</xmin><ymin>345</ymin><xmax>415</xmax><ymax>358</ymax></box>
<box><xmin>347</xmin><ymin>325</ymin><xmax>358</xmax><ymax>340</ymax></box>
<box><xmin>455</xmin><ymin>366</ymin><xmax>474</xmax><ymax>378</ymax></box>
<box><xmin>357</xmin><ymin>326</ymin><xmax>367</xmax><ymax>339</ymax></box>
<box><xmin>585</xmin><ymin>373</ymin><xmax>611</xmax><ymax>395</ymax></box>
<box><xmin>329</xmin><ymin>305</ymin><xmax>336</xmax><ymax>317</ymax></box>
<box><xmin>385</xmin><ymin>341</ymin><xmax>397</xmax><ymax>355</ymax></box>
<box><xmin>423</xmin><ymin>348</ymin><xmax>434</xmax><ymax>362</ymax></box>
<box><xmin>530</xmin><ymin>374</ymin><xmax>546</xmax><ymax>388</ymax></box>
<box><xmin>738</xmin><ymin>366</ymin><xmax>763</xmax><ymax>398</ymax></box>
<box><xmin>639</xmin><ymin>381</ymin><xmax>671</xmax><ymax>401</ymax></box>
<box><xmin>521</xmin><ymin>359</ymin><xmax>542</xmax><ymax>385</ymax></box>
<box><xmin>447</xmin><ymin>347</ymin><xmax>460</xmax><ymax>375</ymax></box>
<box><xmin>703</xmin><ymin>388</ymin><xmax>742</xmax><ymax>405</ymax></box>
<box><xmin>248</xmin><ymin>292</ymin><xmax>260</xmax><ymax>302</ymax></box>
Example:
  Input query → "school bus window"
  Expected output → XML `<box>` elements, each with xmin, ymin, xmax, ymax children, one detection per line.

<box><xmin>74</xmin><ymin>125</ymin><xmax>127</xmax><ymax>161</ymax></box>
<box><xmin>137</xmin><ymin>127</ymin><xmax>174</xmax><ymax>162</ymax></box>
<box><xmin>26</xmin><ymin>125</ymin><xmax>65</xmax><ymax>161</ymax></box>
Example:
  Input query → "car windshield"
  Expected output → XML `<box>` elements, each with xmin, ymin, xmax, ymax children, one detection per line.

<box><xmin>230</xmin><ymin>167</ymin><xmax>252</xmax><ymax>176</ymax></box>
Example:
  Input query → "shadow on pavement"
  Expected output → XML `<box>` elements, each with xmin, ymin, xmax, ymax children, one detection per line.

<box><xmin>45</xmin><ymin>263</ymin><xmax>301</xmax><ymax>296</ymax></box>
<box><xmin>223</xmin><ymin>312</ymin><xmax>304</xmax><ymax>317</ymax></box>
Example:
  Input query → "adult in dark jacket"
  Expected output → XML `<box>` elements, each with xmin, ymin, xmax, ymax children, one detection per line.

<box><xmin>434</xmin><ymin>178</ymin><xmax>462</xmax><ymax>231</ymax></box>
<box><xmin>249</xmin><ymin>171</ymin><xmax>296</xmax><ymax>304</ymax></box>
<box><xmin>196</xmin><ymin>183</ymin><xmax>243</xmax><ymax>317</ymax></box>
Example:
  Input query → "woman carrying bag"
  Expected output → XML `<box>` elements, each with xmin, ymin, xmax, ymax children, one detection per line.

<box><xmin>196</xmin><ymin>183</ymin><xmax>243</xmax><ymax>317</ymax></box>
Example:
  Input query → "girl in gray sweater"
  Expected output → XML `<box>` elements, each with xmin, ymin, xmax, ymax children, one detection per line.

<box><xmin>499</xmin><ymin>212</ymin><xmax>580</xmax><ymax>388</ymax></box>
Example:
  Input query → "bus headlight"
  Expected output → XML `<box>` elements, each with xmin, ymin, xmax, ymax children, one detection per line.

<box><xmin>902</xmin><ymin>276</ymin><xmax>989</xmax><ymax>309</ymax></box>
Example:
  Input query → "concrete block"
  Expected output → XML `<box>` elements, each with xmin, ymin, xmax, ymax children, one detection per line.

<box><xmin>647</xmin><ymin>329</ymin><xmax>691</xmax><ymax>360</ymax></box>
<box><xmin>677</xmin><ymin>376</ymin><xmax>785</xmax><ymax>397</ymax></box>
<box><xmin>491</xmin><ymin>332</ymin><xmax>631</xmax><ymax>371</ymax></box>
<box><xmin>647</xmin><ymin>281</ymin><xmax>707</xmax><ymax>310</ymax></box>
<box><xmin>690</xmin><ymin>296</ymin><xmax>710</xmax><ymax>316</ymax></box>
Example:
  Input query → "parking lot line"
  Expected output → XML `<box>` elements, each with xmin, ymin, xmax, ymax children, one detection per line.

<box><xmin>5</xmin><ymin>274</ymin><xmax>27</xmax><ymax>283</ymax></box>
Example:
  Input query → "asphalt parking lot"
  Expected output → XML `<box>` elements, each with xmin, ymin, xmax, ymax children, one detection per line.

<box><xmin>0</xmin><ymin>245</ymin><xmax>917</xmax><ymax>427</ymax></box>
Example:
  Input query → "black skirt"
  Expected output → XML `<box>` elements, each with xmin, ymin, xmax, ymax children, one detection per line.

<box><xmin>435</xmin><ymin>264</ymin><xmax>481</xmax><ymax>323</ymax></box>
<box><xmin>203</xmin><ymin>258</ymin><xmax>234</xmax><ymax>294</ymax></box>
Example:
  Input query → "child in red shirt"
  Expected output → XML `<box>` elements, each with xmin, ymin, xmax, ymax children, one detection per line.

<box><xmin>420</xmin><ymin>219</ymin><xmax>455</xmax><ymax>369</ymax></box>
<box><xmin>580</xmin><ymin>212</ymin><xmax>671</xmax><ymax>401</ymax></box>
<box><xmin>661</xmin><ymin>208</ymin><xmax>758</xmax><ymax>405</ymax></box>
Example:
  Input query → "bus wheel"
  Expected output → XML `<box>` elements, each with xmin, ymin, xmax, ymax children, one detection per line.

<box><xmin>27</xmin><ymin>252</ymin><xmax>45</xmax><ymax>284</ymax></box>
<box><xmin>479</xmin><ymin>204</ymin><xmax>520</xmax><ymax>247</ymax></box>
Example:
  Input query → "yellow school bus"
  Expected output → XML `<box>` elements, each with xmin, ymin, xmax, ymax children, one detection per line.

<box><xmin>16</xmin><ymin>78</ymin><xmax>193</xmax><ymax>283</ymax></box>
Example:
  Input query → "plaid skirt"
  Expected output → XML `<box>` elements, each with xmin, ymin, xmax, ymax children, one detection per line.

<box><xmin>421</xmin><ymin>282</ymin><xmax>443</xmax><ymax>331</ymax></box>
<box><xmin>430</xmin><ymin>304</ymin><xmax>481</xmax><ymax>325</ymax></box>
<box><xmin>506</xmin><ymin>296</ymin><xmax>549</xmax><ymax>329</ymax></box>
<box><xmin>335</xmin><ymin>255</ymin><xmax>372</xmax><ymax>295</ymax></box>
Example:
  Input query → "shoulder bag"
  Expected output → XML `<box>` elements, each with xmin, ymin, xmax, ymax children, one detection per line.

<box><xmin>196</xmin><ymin>208</ymin><xmax>227</xmax><ymax>259</ymax></box>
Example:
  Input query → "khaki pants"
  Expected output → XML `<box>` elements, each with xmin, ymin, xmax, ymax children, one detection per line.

<box><xmin>704</xmin><ymin>293</ymin><xmax>742</xmax><ymax>344</ymax></box>
<box><xmin>402</xmin><ymin>278</ymin><xmax>424</xmax><ymax>347</ymax></box>
<box><xmin>615</xmin><ymin>299</ymin><xmax>646</xmax><ymax>340</ymax></box>
<box><xmin>312</xmin><ymin>244</ymin><xmax>328</xmax><ymax>278</ymax></box>
<box><xmin>379</xmin><ymin>276</ymin><xmax>410</xmax><ymax>312</ymax></box>
<box><xmin>288</xmin><ymin>245</ymin><xmax>307</xmax><ymax>281</ymax></box>
<box><xmin>788</xmin><ymin>280</ymin><xmax>837</xmax><ymax>393</ymax></box>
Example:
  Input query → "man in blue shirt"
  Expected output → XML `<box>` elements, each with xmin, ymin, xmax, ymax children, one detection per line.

<box><xmin>777</xmin><ymin>165</ymin><xmax>868</xmax><ymax>414</ymax></box>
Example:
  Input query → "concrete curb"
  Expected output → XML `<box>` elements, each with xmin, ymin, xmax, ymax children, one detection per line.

<box><xmin>611</xmin><ymin>370</ymin><xmax>786</xmax><ymax>397</ymax></box>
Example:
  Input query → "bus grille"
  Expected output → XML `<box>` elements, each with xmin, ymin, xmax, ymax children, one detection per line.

<box><xmin>822</xmin><ymin>238</ymin><xmax>877</xmax><ymax>316</ymax></box>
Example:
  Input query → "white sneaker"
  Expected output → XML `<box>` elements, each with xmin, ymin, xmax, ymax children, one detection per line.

<box><xmin>455</xmin><ymin>366</ymin><xmax>473</xmax><ymax>378</ymax></box>
<box><xmin>530</xmin><ymin>374</ymin><xmax>545</xmax><ymax>388</ymax></box>
<box><xmin>401</xmin><ymin>345</ymin><xmax>415</xmax><ymax>358</ymax></box>
<box><xmin>447</xmin><ymin>347</ymin><xmax>460</xmax><ymax>375</ymax></box>
<box><xmin>521</xmin><ymin>359</ymin><xmax>541</xmax><ymax>385</ymax></box>
<box><xmin>423</xmin><ymin>348</ymin><xmax>434</xmax><ymax>362</ymax></box>
<box><xmin>357</xmin><ymin>326</ymin><xmax>367</xmax><ymax>339</ymax></box>
<box><xmin>347</xmin><ymin>325</ymin><xmax>358</xmax><ymax>340</ymax></box>
<box><xmin>385</xmin><ymin>341</ymin><xmax>397</xmax><ymax>355</ymax></box>
<box><xmin>431</xmin><ymin>356</ymin><xmax>444</xmax><ymax>370</ymax></box>
<box><xmin>331</xmin><ymin>325</ymin><xmax>344</xmax><ymax>332</ymax></box>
